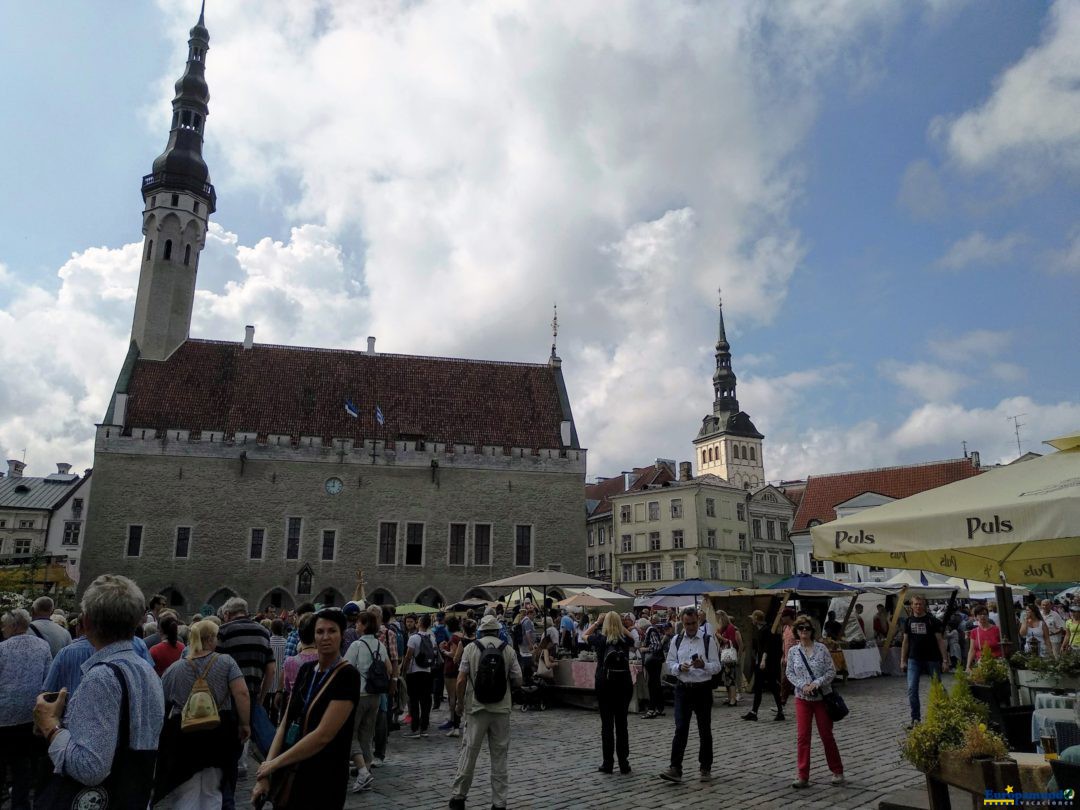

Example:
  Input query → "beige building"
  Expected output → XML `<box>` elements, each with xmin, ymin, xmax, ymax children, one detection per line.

<box><xmin>609</xmin><ymin>471</ymin><xmax>754</xmax><ymax>593</ymax></box>
<box><xmin>79</xmin><ymin>11</ymin><xmax>586</xmax><ymax>614</ymax></box>
<box><xmin>747</xmin><ymin>484</ymin><xmax>796</xmax><ymax>586</ymax></box>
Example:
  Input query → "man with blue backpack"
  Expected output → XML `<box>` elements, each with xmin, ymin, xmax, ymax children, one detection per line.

<box><xmin>448</xmin><ymin>614</ymin><xmax>523</xmax><ymax>810</ymax></box>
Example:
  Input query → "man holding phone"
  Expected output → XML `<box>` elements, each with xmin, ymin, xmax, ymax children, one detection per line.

<box><xmin>658</xmin><ymin>607</ymin><xmax>720</xmax><ymax>785</ymax></box>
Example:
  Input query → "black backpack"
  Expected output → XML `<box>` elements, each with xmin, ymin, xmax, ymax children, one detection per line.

<box><xmin>360</xmin><ymin>639</ymin><xmax>390</xmax><ymax>694</ymax></box>
<box><xmin>472</xmin><ymin>639</ymin><xmax>509</xmax><ymax>704</ymax></box>
<box><xmin>414</xmin><ymin>633</ymin><xmax>437</xmax><ymax>669</ymax></box>
<box><xmin>603</xmin><ymin>642</ymin><xmax>631</xmax><ymax>682</ymax></box>
<box><xmin>511</xmin><ymin>622</ymin><xmax>525</xmax><ymax>650</ymax></box>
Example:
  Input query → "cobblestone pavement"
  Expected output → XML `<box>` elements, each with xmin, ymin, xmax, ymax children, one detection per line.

<box><xmin>170</xmin><ymin>672</ymin><xmax>942</xmax><ymax>810</ymax></box>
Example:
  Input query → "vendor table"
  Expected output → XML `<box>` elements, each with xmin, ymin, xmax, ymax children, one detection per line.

<box><xmin>842</xmin><ymin>647</ymin><xmax>882</xmax><ymax>679</ymax></box>
<box><xmin>552</xmin><ymin>659</ymin><xmax>645</xmax><ymax>710</ymax></box>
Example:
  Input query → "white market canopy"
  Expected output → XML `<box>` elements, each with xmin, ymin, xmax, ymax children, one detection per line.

<box><xmin>811</xmin><ymin>433</ymin><xmax>1080</xmax><ymax>584</ymax></box>
<box><xmin>480</xmin><ymin>571</ymin><xmax>610</xmax><ymax>589</ymax></box>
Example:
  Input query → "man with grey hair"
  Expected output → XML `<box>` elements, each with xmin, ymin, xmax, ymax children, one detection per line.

<box><xmin>0</xmin><ymin>608</ymin><xmax>52</xmax><ymax>809</ymax></box>
<box><xmin>30</xmin><ymin>595</ymin><xmax>72</xmax><ymax>656</ymax></box>
<box><xmin>32</xmin><ymin>574</ymin><xmax>162</xmax><ymax>807</ymax></box>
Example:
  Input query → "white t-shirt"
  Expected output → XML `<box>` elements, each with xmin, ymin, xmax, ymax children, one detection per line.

<box><xmin>1043</xmin><ymin>610</ymin><xmax>1066</xmax><ymax>639</ymax></box>
<box><xmin>407</xmin><ymin>631</ymin><xmax>436</xmax><ymax>674</ymax></box>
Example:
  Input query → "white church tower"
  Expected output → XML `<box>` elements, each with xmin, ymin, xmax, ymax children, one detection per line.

<box><xmin>693</xmin><ymin>293</ymin><xmax>765</xmax><ymax>489</ymax></box>
<box><xmin>130</xmin><ymin>5</ymin><xmax>215</xmax><ymax>361</ymax></box>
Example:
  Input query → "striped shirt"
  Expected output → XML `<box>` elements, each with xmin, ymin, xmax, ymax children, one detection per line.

<box><xmin>217</xmin><ymin>617</ymin><xmax>272</xmax><ymax>693</ymax></box>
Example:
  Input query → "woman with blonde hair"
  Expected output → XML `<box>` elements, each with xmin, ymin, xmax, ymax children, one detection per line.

<box><xmin>155</xmin><ymin>619</ymin><xmax>251</xmax><ymax>808</ymax></box>
<box><xmin>714</xmin><ymin>610</ymin><xmax>742</xmax><ymax>707</ymax></box>
<box><xmin>585</xmin><ymin>611</ymin><xmax>635</xmax><ymax>775</ymax></box>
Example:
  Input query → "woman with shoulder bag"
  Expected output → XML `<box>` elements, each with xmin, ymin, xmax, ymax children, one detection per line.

<box><xmin>715</xmin><ymin>611</ymin><xmax>741</xmax><ymax>707</ymax></box>
<box><xmin>586</xmin><ymin>611</ymin><xmax>634</xmax><ymax>775</ymax></box>
<box><xmin>252</xmin><ymin>608</ymin><xmax>360</xmax><ymax>810</ymax></box>
<box><xmin>785</xmin><ymin>617</ymin><xmax>844</xmax><ymax>790</ymax></box>
<box><xmin>641</xmin><ymin>620</ymin><xmax>666</xmax><ymax>718</ymax></box>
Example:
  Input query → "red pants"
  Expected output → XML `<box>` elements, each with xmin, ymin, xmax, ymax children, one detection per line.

<box><xmin>795</xmin><ymin>697</ymin><xmax>843</xmax><ymax>781</ymax></box>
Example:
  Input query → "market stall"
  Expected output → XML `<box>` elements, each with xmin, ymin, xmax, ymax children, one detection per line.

<box><xmin>550</xmin><ymin>658</ymin><xmax>646</xmax><ymax>711</ymax></box>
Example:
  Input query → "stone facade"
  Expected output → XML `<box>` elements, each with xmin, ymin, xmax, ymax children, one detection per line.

<box><xmin>82</xmin><ymin>429</ymin><xmax>586</xmax><ymax>612</ymax></box>
<box><xmin>746</xmin><ymin>484</ymin><xmax>796</xmax><ymax>586</ymax></box>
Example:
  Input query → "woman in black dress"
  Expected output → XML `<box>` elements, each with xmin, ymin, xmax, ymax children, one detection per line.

<box><xmin>586</xmin><ymin>610</ymin><xmax>635</xmax><ymax>774</ymax></box>
<box><xmin>253</xmin><ymin>607</ymin><xmax>360</xmax><ymax>810</ymax></box>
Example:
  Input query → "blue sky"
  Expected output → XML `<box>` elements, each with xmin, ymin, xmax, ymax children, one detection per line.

<box><xmin>1</xmin><ymin>0</ymin><xmax>1078</xmax><ymax>480</ymax></box>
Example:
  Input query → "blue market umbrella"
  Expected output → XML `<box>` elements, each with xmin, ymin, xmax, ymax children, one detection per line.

<box><xmin>649</xmin><ymin>578</ymin><xmax>731</xmax><ymax>607</ymax></box>
<box><xmin>766</xmin><ymin>573</ymin><xmax>862</xmax><ymax>592</ymax></box>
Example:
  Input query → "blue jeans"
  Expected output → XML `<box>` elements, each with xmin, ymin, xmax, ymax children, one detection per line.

<box><xmin>906</xmin><ymin>659</ymin><xmax>941</xmax><ymax>721</ymax></box>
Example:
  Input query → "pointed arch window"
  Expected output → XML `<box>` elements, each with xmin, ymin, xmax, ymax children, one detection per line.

<box><xmin>749</xmin><ymin>446</ymin><xmax>756</xmax><ymax>461</ymax></box>
<box><xmin>184</xmin><ymin>244</ymin><xmax>191</xmax><ymax>266</ymax></box>
<box><xmin>146</xmin><ymin>240</ymin><xmax>154</xmax><ymax>261</ymax></box>
<box><xmin>297</xmin><ymin>565</ymin><xmax>313</xmax><ymax>595</ymax></box>
<box><xmin>163</xmin><ymin>240</ymin><xmax>173</xmax><ymax>261</ymax></box>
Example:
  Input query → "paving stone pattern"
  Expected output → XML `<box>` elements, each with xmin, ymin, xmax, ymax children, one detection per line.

<box><xmin>170</xmin><ymin>673</ymin><xmax>941</xmax><ymax>810</ymax></box>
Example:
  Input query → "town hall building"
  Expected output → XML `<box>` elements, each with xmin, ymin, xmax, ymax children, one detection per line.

<box><xmin>80</xmin><ymin>10</ymin><xmax>587</xmax><ymax>613</ymax></box>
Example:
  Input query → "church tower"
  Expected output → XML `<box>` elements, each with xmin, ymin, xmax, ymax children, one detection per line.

<box><xmin>130</xmin><ymin>5</ymin><xmax>215</xmax><ymax>361</ymax></box>
<box><xmin>693</xmin><ymin>293</ymin><xmax>765</xmax><ymax>488</ymax></box>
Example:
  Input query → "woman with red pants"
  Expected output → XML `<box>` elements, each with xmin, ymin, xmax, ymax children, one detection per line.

<box><xmin>784</xmin><ymin>617</ymin><xmax>844</xmax><ymax>789</ymax></box>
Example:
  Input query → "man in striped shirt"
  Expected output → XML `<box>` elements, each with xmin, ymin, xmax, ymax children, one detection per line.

<box><xmin>217</xmin><ymin>597</ymin><xmax>274</xmax><ymax>810</ymax></box>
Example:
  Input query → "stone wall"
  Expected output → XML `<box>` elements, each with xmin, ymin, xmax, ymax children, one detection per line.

<box><xmin>82</xmin><ymin>436</ymin><xmax>586</xmax><ymax>611</ymax></box>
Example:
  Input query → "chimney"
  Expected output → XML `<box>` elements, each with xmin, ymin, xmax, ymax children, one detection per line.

<box><xmin>367</xmin><ymin>336</ymin><xmax>376</xmax><ymax>356</ymax></box>
<box><xmin>7</xmin><ymin>460</ymin><xmax>26</xmax><ymax>478</ymax></box>
<box><xmin>679</xmin><ymin>461</ymin><xmax>693</xmax><ymax>481</ymax></box>
<box><xmin>243</xmin><ymin>325</ymin><xmax>255</xmax><ymax>350</ymax></box>
<box><xmin>56</xmin><ymin>463</ymin><xmax>72</xmax><ymax>475</ymax></box>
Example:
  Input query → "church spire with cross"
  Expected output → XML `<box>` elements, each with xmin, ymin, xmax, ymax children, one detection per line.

<box><xmin>692</xmin><ymin>290</ymin><xmax>765</xmax><ymax>489</ymax></box>
<box><xmin>130</xmin><ymin>2</ymin><xmax>215</xmax><ymax>361</ymax></box>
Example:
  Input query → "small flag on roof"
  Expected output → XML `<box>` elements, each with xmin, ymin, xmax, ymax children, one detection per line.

<box><xmin>919</xmin><ymin>571</ymin><xmax>929</xmax><ymax>586</ymax></box>
<box><xmin>344</xmin><ymin>398</ymin><xmax>359</xmax><ymax>418</ymax></box>
<box><xmin>375</xmin><ymin>405</ymin><xmax>385</xmax><ymax>426</ymax></box>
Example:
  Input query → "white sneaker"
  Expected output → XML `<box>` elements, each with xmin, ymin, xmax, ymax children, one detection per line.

<box><xmin>351</xmin><ymin>773</ymin><xmax>374</xmax><ymax>793</ymax></box>
<box><xmin>371</xmin><ymin>757</ymin><xmax>385</xmax><ymax>768</ymax></box>
<box><xmin>446</xmin><ymin>728</ymin><xmax>461</xmax><ymax>737</ymax></box>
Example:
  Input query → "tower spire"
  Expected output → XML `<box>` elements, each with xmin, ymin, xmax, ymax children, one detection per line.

<box><xmin>716</xmin><ymin>287</ymin><xmax>729</xmax><ymax>349</ymax></box>
<box><xmin>712</xmin><ymin>289</ymin><xmax>738</xmax><ymax>416</ymax></box>
<box><xmin>551</xmin><ymin>303</ymin><xmax>559</xmax><ymax>359</ymax></box>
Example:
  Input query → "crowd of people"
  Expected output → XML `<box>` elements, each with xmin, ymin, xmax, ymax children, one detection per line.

<box><xmin>1</xmin><ymin>577</ymin><xmax>1078</xmax><ymax>809</ymax></box>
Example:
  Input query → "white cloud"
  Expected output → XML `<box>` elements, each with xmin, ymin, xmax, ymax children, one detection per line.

<box><xmin>933</xmin><ymin>0</ymin><xmax>1080</xmax><ymax>177</ymax></box>
<box><xmin>880</xmin><ymin>361</ymin><xmax>972</xmax><ymax>402</ymax></box>
<box><xmin>935</xmin><ymin>230</ymin><xmax>1026</xmax><ymax>270</ymax></box>
<box><xmin>927</xmin><ymin>329</ymin><xmax>1012</xmax><ymax>364</ymax></box>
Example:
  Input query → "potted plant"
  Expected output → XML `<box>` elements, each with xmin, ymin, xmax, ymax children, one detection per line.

<box><xmin>1010</xmin><ymin>649</ymin><xmax>1080</xmax><ymax>691</ymax></box>
<box><xmin>901</xmin><ymin>674</ymin><xmax>994</xmax><ymax>782</ymax></box>
<box><xmin>969</xmin><ymin>645</ymin><xmax>1011</xmax><ymax>709</ymax></box>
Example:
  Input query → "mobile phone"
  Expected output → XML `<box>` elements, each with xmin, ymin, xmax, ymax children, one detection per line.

<box><xmin>691</xmin><ymin>654</ymin><xmax>700</xmax><ymax>661</ymax></box>
<box><xmin>41</xmin><ymin>692</ymin><xmax>61</xmax><ymax>703</ymax></box>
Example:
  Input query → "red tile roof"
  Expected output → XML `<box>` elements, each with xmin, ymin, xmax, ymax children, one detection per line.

<box><xmin>790</xmin><ymin>458</ymin><xmax>980</xmax><ymax>532</ymax></box>
<box><xmin>123</xmin><ymin>339</ymin><xmax>575</xmax><ymax>450</ymax></box>
<box><xmin>586</xmin><ymin>464</ymin><xmax>675</xmax><ymax>517</ymax></box>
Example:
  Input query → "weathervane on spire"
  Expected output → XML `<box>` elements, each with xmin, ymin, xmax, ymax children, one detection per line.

<box><xmin>551</xmin><ymin>303</ymin><xmax>559</xmax><ymax>358</ymax></box>
<box><xmin>717</xmin><ymin>286</ymin><xmax>723</xmax><ymax>308</ymax></box>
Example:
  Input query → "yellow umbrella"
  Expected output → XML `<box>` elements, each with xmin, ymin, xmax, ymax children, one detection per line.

<box><xmin>811</xmin><ymin>432</ymin><xmax>1080</xmax><ymax>583</ymax></box>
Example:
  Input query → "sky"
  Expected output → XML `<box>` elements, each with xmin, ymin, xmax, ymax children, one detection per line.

<box><xmin>1</xmin><ymin>0</ymin><xmax>1078</xmax><ymax>483</ymax></box>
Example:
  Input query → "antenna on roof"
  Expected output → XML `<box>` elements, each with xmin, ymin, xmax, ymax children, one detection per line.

<box><xmin>551</xmin><ymin>303</ymin><xmax>559</xmax><ymax>359</ymax></box>
<box><xmin>1006</xmin><ymin>413</ymin><xmax>1027</xmax><ymax>458</ymax></box>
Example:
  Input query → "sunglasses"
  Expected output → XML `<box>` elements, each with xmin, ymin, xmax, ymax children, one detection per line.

<box><xmin>796</xmin><ymin>626</ymin><xmax>813</xmax><ymax>632</ymax></box>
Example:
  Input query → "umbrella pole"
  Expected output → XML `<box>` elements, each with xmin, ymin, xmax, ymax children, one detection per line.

<box><xmin>881</xmin><ymin>585</ymin><xmax>908</xmax><ymax>666</ymax></box>
<box><xmin>840</xmin><ymin>593</ymin><xmax>858</xmax><ymax>634</ymax></box>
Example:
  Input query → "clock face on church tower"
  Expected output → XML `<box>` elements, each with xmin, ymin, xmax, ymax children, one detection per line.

<box><xmin>325</xmin><ymin>477</ymin><xmax>344</xmax><ymax>495</ymax></box>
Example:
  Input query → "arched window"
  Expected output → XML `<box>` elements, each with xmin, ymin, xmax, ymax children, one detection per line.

<box><xmin>146</xmin><ymin>240</ymin><xmax>153</xmax><ymax>261</ymax></box>
<box><xmin>184</xmin><ymin>244</ymin><xmax>191</xmax><ymax>266</ymax></box>
<box><xmin>749</xmin><ymin>446</ymin><xmax>756</xmax><ymax>461</ymax></box>
<box><xmin>701</xmin><ymin>449</ymin><xmax>707</xmax><ymax>465</ymax></box>
<box><xmin>742</xmin><ymin>446</ymin><xmax>748</xmax><ymax>460</ymax></box>
<box><xmin>163</xmin><ymin>240</ymin><xmax>173</xmax><ymax>261</ymax></box>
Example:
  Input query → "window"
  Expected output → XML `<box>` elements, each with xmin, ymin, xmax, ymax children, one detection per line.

<box><xmin>587</xmin><ymin>555</ymin><xmax>595</xmax><ymax>575</ymax></box>
<box><xmin>622</xmin><ymin>563</ymin><xmax>633</xmax><ymax>582</ymax></box>
<box><xmin>405</xmin><ymin>522</ymin><xmax>425</xmax><ymax>566</ymax></box>
<box><xmin>672</xmin><ymin>529</ymin><xmax>684</xmax><ymax>549</ymax></box>
<box><xmin>706</xmin><ymin>529</ymin><xmax>717</xmax><ymax>549</ymax></box>
<box><xmin>184</xmin><ymin>244</ymin><xmax>191</xmax><ymax>266</ymax></box>
<box><xmin>249</xmin><ymin>528</ymin><xmax>265</xmax><ymax>560</ymax></box>
<box><xmin>62</xmin><ymin>522</ymin><xmax>81</xmax><ymax>546</ymax></box>
<box><xmin>620</xmin><ymin>505</ymin><xmax>632</xmax><ymax>523</ymax></box>
<box><xmin>781</xmin><ymin>522</ymin><xmax>789</xmax><ymax>541</ymax></box>
<box><xmin>297</xmin><ymin>567</ymin><xmax>312</xmax><ymax>595</ymax></box>
<box><xmin>635</xmin><ymin>562</ymin><xmax>647</xmax><ymax>582</ymax></box>
<box><xmin>673</xmin><ymin>560</ymin><xmax>685</xmax><ymax>579</ymax></box>
<box><xmin>175</xmin><ymin>526</ymin><xmax>191</xmax><ymax>559</ymax></box>
<box><xmin>767</xmin><ymin>520</ymin><xmax>776</xmax><ymax>541</ymax></box>
<box><xmin>650</xmin><ymin>561</ymin><xmax>662</xmax><ymax>581</ymax></box>
<box><xmin>738</xmin><ymin>536</ymin><xmax>748</xmax><ymax>552</ymax></box>
<box><xmin>736</xmin><ymin>503</ymin><xmax>746</xmax><ymax>521</ymax></box>
<box><xmin>321</xmin><ymin>530</ymin><xmax>336</xmax><ymax>561</ymax></box>
<box><xmin>449</xmin><ymin>523</ymin><xmax>466</xmax><ymax>566</ymax></box>
<box><xmin>705</xmin><ymin>498</ymin><xmax>715</xmax><ymax>517</ymax></box>
<box><xmin>752</xmin><ymin>519</ymin><xmax>762</xmax><ymax>539</ymax></box>
<box><xmin>163</xmin><ymin>239</ymin><xmax>173</xmax><ymax>261</ymax></box>
<box><xmin>809</xmin><ymin>554</ymin><xmax>824</xmax><ymax>575</ymax></box>
<box><xmin>754</xmin><ymin>553</ymin><xmax>764</xmax><ymax>572</ymax></box>
<box><xmin>171</xmin><ymin>193</ymin><xmax>179</xmax><ymax>206</ymax></box>
<box><xmin>769</xmin><ymin>555</ymin><xmax>779</xmax><ymax>574</ymax></box>
<box><xmin>647</xmin><ymin>501</ymin><xmax>660</xmax><ymax>521</ymax></box>
<box><xmin>648</xmin><ymin>532</ymin><xmax>661</xmax><ymax>551</ymax></box>
<box><xmin>18</xmin><ymin>520</ymin><xmax>33</xmax><ymax>529</ymax></box>
<box><xmin>514</xmin><ymin>525</ymin><xmax>532</xmax><ymax>567</ymax></box>
<box><xmin>740</xmin><ymin>562</ymin><xmax>751</xmax><ymax>582</ymax></box>
<box><xmin>14</xmin><ymin>539</ymin><xmax>32</xmax><ymax>556</ymax></box>
<box><xmin>598</xmin><ymin>554</ymin><xmax>606</xmax><ymax>573</ymax></box>
<box><xmin>633</xmin><ymin>503</ymin><xmax>645</xmax><ymax>522</ymax></box>
<box><xmin>834</xmin><ymin>561</ymin><xmax>849</xmax><ymax>574</ymax></box>
<box><xmin>378</xmin><ymin>522</ymin><xmax>397</xmax><ymax>565</ymax></box>
<box><xmin>587</xmin><ymin>529</ymin><xmax>594</xmax><ymax>547</ymax></box>
<box><xmin>126</xmin><ymin>525</ymin><xmax>143</xmax><ymax>557</ymax></box>
<box><xmin>146</xmin><ymin>240</ymin><xmax>153</xmax><ymax>261</ymax></box>
<box><xmin>0</xmin><ymin>519</ymin><xmax>5</xmax><ymax>528</ymax></box>
<box><xmin>670</xmin><ymin>499</ymin><xmax>683</xmax><ymax>519</ymax></box>
<box><xmin>286</xmin><ymin>517</ymin><xmax>301</xmax><ymax>560</ymax></box>
<box><xmin>474</xmin><ymin>524</ymin><xmax>491</xmax><ymax>566</ymax></box>
<box><xmin>749</xmin><ymin>446</ymin><xmax>756</xmax><ymax>461</ymax></box>
<box><xmin>621</xmin><ymin>534</ymin><xmax>632</xmax><ymax>552</ymax></box>
<box><xmin>598</xmin><ymin>527</ymin><xmax>606</xmax><ymax>545</ymax></box>
<box><xmin>709</xmin><ymin>559</ymin><xmax>720</xmax><ymax>580</ymax></box>
<box><xmin>72</xmin><ymin>498</ymin><xmax>83</xmax><ymax>513</ymax></box>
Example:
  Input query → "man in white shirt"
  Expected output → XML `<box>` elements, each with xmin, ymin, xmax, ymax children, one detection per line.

<box><xmin>658</xmin><ymin>607</ymin><xmax>720</xmax><ymax>785</ymax></box>
<box><xmin>1041</xmin><ymin>599</ymin><xmax>1066</xmax><ymax>656</ymax></box>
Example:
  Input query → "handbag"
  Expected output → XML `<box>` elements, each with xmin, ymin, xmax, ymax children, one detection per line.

<box><xmin>796</xmin><ymin>647</ymin><xmax>849</xmax><ymax>722</ymax></box>
<box><xmin>721</xmin><ymin>646</ymin><xmax>738</xmax><ymax>665</ymax></box>
<box><xmin>267</xmin><ymin>660</ymin><xmax>348</xmax><ymax>808</ymax></box>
